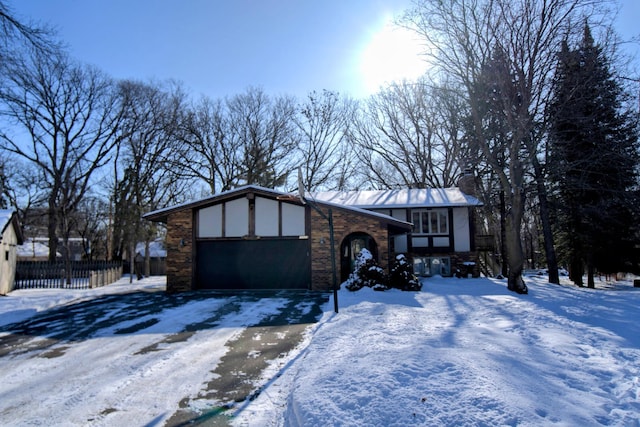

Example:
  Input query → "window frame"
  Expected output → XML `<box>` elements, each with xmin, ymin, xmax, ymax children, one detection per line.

<box><xmin>411</xmin><ymin>208</ymin><xmax>449</xmax><ymax>235</ymax></box>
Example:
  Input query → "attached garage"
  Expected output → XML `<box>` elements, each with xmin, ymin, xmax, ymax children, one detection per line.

<box><xmin>196</xmin><ymin>240</ymin><xmax>309</xmax><ymax>290</ymax></box>
<box><xmin>143</xmin><ymin>185</ymin><xmax>412</xmax><ymax>293</ymax></box>
<box><xmin>193</xmin><ymin>188</ymin><xmax>310</xmax><ymax>290</ymax></box>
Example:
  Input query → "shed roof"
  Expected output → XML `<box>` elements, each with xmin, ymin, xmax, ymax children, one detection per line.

<box><xmin>310</xmin><ymin>188</ymin><xmax>482</xmax><ymax>209</ymax></box>
<box><xmin>0</xmin><ymin>209</ymin><xmax>24</xmax><ymax>244</ymax></box>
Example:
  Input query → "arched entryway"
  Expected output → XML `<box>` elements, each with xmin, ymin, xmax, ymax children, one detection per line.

<box><xmin>340</xmin><ymin>232</ymin><xmax>378</xmax><ymax>282</ymax></box>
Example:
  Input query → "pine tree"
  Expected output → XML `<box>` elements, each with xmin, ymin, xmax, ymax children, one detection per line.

<box><xmin>548</xmin><ymin>24</ymin><xmax>640</xmax><ymax>287</ymax></box>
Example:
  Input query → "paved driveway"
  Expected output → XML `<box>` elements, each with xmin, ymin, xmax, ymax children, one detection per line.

<box><xmin>0</xmin><ymin>288</ymin><xmax>329</xmax><ymax>426</ymax></box>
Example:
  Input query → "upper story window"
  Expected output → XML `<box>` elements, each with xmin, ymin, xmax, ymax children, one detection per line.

<box><xmin>411</xmin><ymin>209</ymin><xmax>448</xmax><ymax>235</ymax></box>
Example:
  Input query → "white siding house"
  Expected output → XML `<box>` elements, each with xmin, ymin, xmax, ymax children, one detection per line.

<box><xmin>312</xmin><ymin>188</ymin><xmax>482</xmax><ymax>277</ymax></box>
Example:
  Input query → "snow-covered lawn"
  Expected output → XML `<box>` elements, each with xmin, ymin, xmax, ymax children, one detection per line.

<box><xmin>1</xmin><ymin>274</ymin><xmax>639</xmax><ymax>426</ymax></box>
<box><xmin>239</xmin><ymin>274</ymin><xmax>640</xmax><ymax>426</ymax></box>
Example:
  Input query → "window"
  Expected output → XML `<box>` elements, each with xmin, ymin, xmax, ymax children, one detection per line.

<box><xmin>411</xmin><ymin>209</ymin><xmax>448</xmax><ymax>235</ymax></box>
<box><xmin>413</xmin><ymin>257</ymin><xmax>451</xmax><ymax>276</ymax></box>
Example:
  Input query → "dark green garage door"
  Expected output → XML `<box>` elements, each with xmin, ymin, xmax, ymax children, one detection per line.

<box><xmin>196</xmin><ymin>239</ymin><xmax>311</xmax><ymax>290</ymax></box>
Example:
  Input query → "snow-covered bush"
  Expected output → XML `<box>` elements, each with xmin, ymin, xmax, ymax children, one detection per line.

<box><xmin>389</xmin><ymin>254</ymin><xmax>422</xmax><ymax>291</ymax></box>
<box><xmin>344</xmin><ymin>248</ymin><xmax>389</xmax><ymax>291</ymax></box>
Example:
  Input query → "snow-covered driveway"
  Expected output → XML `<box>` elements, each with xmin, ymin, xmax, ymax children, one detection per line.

<box><xmin>0</xmin><ymin>277</ymin><xmax>328</xmax><ymax>426</ymax></box>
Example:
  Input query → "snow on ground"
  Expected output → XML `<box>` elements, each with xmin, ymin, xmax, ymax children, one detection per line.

<box><xmin>0</xmin><ymin>274</ymin><xmax>639</xmax><ymax>426</ymax></box>
<box><xmin>0</xmin><ymin>277</ymin><xmax>165</xmax><ymax>329</ymax></box>
<box><xmin>235</xmin><ymin>274</ymin><xmax>640</xmax><ymax>427</ymax></box>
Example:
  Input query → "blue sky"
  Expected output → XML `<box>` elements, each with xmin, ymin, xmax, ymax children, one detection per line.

<box><xmin>7</xmin><ymin>0</ymin><xmax>640</xmax><ymax>100</ymax></box>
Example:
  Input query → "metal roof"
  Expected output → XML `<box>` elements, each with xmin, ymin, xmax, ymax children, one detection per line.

<box><xmin>310</xmin><ymin>188</ymin><xmax>482</xmax><ymax>209</ymax></box>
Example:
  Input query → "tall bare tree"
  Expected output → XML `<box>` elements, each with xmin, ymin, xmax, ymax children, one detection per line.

<box><xmin>0</xmin><ymin>1</ymin><xmax>56</xmax><ymax>63</ymax></box>
<box><xmin>178</xmin><ymin>96</ymin><xmax>239</xmax><ymax>193</ymax></box>
<box><xmin>295</xmin><ymin>90</ymin><xmax>358</xmax><ymax>191</ymax></box>
<box><xmin>227</xmin><ymin>87</ymin><xmax>297</xmax><ymax>189</ymax></box>
<box><xmin>178</xmin><ymin>87</ymin><xmax>298</xmax><ymax>193</ymax></box>
<box><xmin>1</xmin><ymin>1</ymin><xmax>56</xmax><ymax>211</ymax></box>
<box><xmin>112</xmin><ymin>80</ymin><xmax>189</xmax><ymax>275</ymax></box>
<box><xmin>350</xmin><ymin>80</ymin><xmax>468</xmax><ymax>189</ymax></box>
<box><xmin>402</xmin><ymin>0</ymin><xmax>601</xmax><ymax>293</ymax></box>
<box><xmin>0</xmin><ymin>49</ymin><xmax>124</xmax><ymax>268</ymax></box>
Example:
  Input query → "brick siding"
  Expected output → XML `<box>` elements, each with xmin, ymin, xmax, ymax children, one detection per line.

<box><xmin>163</xmin><ymin>203</ymin><xmax>397</xmax><ymax>292</ymax></box>
<box><xmin>165</xmin><ymin>210</ymin><xmax>193</xmax><ymax>292</ymax></box>
<box><xmin>310</xmin><ymin>205</ymin><xmax>391</xmax><ymax>291</ymax></box>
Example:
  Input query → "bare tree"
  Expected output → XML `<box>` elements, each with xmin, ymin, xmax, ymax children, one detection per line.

<box><xmin>0</xmin><ymin>1</ymin><xmax>56</xmax><ymax>211</ymax></box>
<box><xmin>402</xmin><ymin>0</ymin><xmax>600</xmax><ymax>293</ymax></box>
<box><xmin>178</xmin><ymin>96</ymin><xmax>240</xmax><ymax>193</ymax></box>
<box><xmin>350</xmin><ymin>80</ymin><xmax>468</xmax><ymax>189</ymax></box>
<box><xmin>0</xmin><ymin>1</ymin><xmax>56</xmax><ymax>63</ymax></box>
<box><xmin>178</xmin><ymin>87</ymin><xmax>299</xmax><ymax>193</ymax></box>
<box><xmin>0</xmin><ymin>49</ymin><xmax>124</xmax><ymax>271</ymax></box>
<box><xmin>295</xmin><ymin>90</ymin><xmax>358</xmax><ymax>191</ymax></box>
<box><xmin>74</xmin><ymin>196</ymin><xmax>110</xmax><ymax>261</ymax></box>
<box><xmin>112</xmin><ymin>80</ymin><xmax>189</xmax><ymax>276</ymax></box>
<box><xmin>227</xmin><ymin>87</ymin><xmax>298</xmax><ymax>189</ymax></box>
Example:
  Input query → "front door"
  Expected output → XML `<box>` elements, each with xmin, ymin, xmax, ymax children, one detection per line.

<box><xmin>340</xmin><ymin>233</ymin><xmax>377</xmax><ymax>282</ymax></box>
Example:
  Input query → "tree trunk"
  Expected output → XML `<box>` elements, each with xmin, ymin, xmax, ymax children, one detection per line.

<box><xmin>63</xmin><ymin>235</ymin><xmax>72</xmax><ymax>286</ymax></box>
<box><xmin>505</xmin><ymin>190</ymin><xmax>528</xmax><ymax>294</ymax></box>
<box><xmin>129</xmin><ymin>242</ymin><xmax>135</xmax><ymax>283</ymax></box>
<box><xmin>532</xmin><ymin>158</ymin><xmax>560</xmax><ymax>284</ymax></box>
<box><xmin>47</xmin><ymin>203</ymin><xmax>58</xmax><ymax>262</ymax></box>
<box><xmin>570</xmin><ymin>254</ymin><xmax>584</xmax><ymax>286</ymax></box>
<box><xmin>144</xmin><ymin>240</ymin><xmax>151</xmax><ymax>277</ymax></box>
<box><xmin>499</xmin><ymin>190</ymin><xmax>508</xmax><ymax>277</ymax></box>
<box><xmin>587</xmin><ymin>258</ymin><xmax>595</xmax><ymax>288</ymax></box>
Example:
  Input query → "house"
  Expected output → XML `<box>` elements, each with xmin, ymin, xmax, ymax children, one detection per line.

<box><xmin>17</xmin><ymin>237</ymin><xmax>86</xmax><ymax>261</ymax></box>
<box><xmin>134</xmin><ymin>239</ymin><xmax>167</xmax><ymax>276</ymax></box>
<box><xmin>0</xmin><ymin>210</ymin><xmax>24</xmax><ymax>295</ymax></box>
<box><xmin>17</xmin><ymin>239</ymin><xmax>57</xmax><ymax>261</ymax></box>
<box><xmin>312</xmin><ymin>186</ymin><xmax>483</xmax><ymax>277</ymax></box>
<box><xmin>143</xmin><ymin>185</ymin><xmax>412</xmax><ymax>292</ymax></box>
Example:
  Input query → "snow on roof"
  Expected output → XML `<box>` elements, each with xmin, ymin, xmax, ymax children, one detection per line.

<box><xmin>310</xmin><ymin>188</ymin><xmax>482</xmax><ymax>209</ymax></box>
<box><xmin>0</xmin><ymin>209</ymin><xmax>23</xmax><ymax>243</ymax></box>
<box><xmin>0</xmin><ymin>210</ymin><xmax>13</xmax><ymax>235</ymax></box>
<box><xmin>135</xmin><ymin>240</ymin><xmax>167</xmax><ymax>258</ymax></box>
<box><xmin>143</xmin><ymin>185</ymin><xmax>413</xmax><ymax>229</ymax></box>
<box><xmin>17</xmin><ymin>240</ymin><xmax>56</xmax><ymax>258</ymax></box>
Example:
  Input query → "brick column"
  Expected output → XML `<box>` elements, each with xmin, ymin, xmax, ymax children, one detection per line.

<box><xmin>165</xmin><ymin>210</ymin><xmax>194</xmax><ymax>292</ymax></box>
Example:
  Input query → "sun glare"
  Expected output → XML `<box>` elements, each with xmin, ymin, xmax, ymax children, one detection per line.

<box><xmin>359</xmin><ymin>18</ymin><xmax>427</xmax><ymax>95</ymax></box>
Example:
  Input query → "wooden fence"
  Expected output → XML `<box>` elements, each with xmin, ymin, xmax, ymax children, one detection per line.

<box><xmin>15</xmin><ymin>261</ymin><xmax>123</xmax><ymax>290</ymax></box>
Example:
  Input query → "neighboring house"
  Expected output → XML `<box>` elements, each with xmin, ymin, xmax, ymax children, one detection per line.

<box><xmin>134</xmin><ymin>239</ymin><xmax>167</xmax><ymax>276</ymax></box>
<box><xmin>17</xmin><ymin>239</ymin><xmax>57</xmax><ymax>261</ymax></box>
<box><xmin>312</xmin><ymin>185</ymin><xmax>483</xmax><ymax>277</ymax></box>
<box><xmin>0</xmin><ymin>210</ymin><xmax>24</xmax><ymax>295</ymax></box>
<box><xmin>16</xmin><ymin>237</ymin><xmax>86</xmax><ymax>261</ymax></box>
<box><xmin>143</xmin><ymin>185</ymin><xmax>412</xmax><ymax>292</ymax></box>
<box><xmin>135</xmin><ymin>240</ymin><xmax>167</xmax><ymax>259</ymax></box>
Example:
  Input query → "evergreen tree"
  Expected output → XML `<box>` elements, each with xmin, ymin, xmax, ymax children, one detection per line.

<box><xmin>389</xmin><ymin>254</ymin><xmax>422</xmax><ymax>291</ymax></box>
<box><xmin>548</xmin><ymin>24</ymin><xmax>640</xmax><ymax>287</ymax></box>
